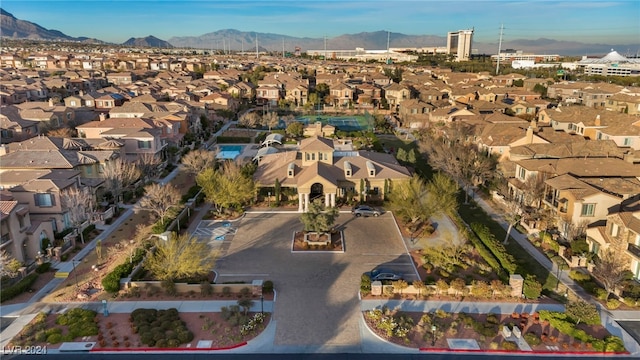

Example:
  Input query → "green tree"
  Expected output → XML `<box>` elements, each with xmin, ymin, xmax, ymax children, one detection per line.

<box><xmin>395</xmin><ymin>148</ymin><xmax>407</xmax><ymax>162</ymax></box>
<box><xmin>196</xmin><ymin>161</ymin><xmax>255</xmax><ymax>214</ymax></box>
<box><xmin>533</xmin><ymin>83</ymin><xmax>548</xmax><ymax>97</ymax></box>
<box><xmin>300</xmin><ymin>199</ymin><xmax>338</xmax><ymax>233</ymax></box>
<box><xmin>406</xmin><ymin>149</ymin><xmax>417</xmax><ymax>164</ymax></box>
<box><xmin>566</xmin><ymin>300</ymin><xmax>601</xmax><ymax>325</ymax></box>
<box><xmin>523</xmin><ymin>275</ymin><xmax>542</xmax><ymax>299</ymax></box>
<box><xmin>286</xmin><ymin>122</ymin><xmax>304</xmax><ymax>137</ymax></box>
<box><xmin>145</xmin><ymin>232</ymin><xmax>216</xmax><ymax>281</ymax></box>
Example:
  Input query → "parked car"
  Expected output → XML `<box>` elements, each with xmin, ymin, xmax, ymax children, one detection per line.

<box><xmin>351</xmin><ymin>205</ymin><xmax>381</xmax><ymax>217</ymax></box>
<box><xmin>364</xmin><ymin>268</ymin><xmax>403</xmax><ymax>281</ymax></box>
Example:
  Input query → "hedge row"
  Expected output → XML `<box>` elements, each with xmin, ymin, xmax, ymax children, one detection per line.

<box><xmin>101</xmin><ymin>248</ymin><xmax>146</xmax><ymax>293</ymax></box>
<box><xmin>451</xmin><ymin>214</ymin><xmax>505</xmax><ymax>279</ymax></box>
<box><xmin>470</xmin><ymin>222</ymin><xmax>517</xmax><ymax>274</ymax></box>
<box><xmin>1</xmin><ymin>273</ymin><xmax>38</xmax><ymax>302</ymax></box>
<box><xmin>216</xmin><ymin>136</ymin><xmax>251</xmax><ymax>143</ymax></box>
<box><xmin>538</xmin><ymin>310</ymin><xmax>625</xmax><ymax>352</ymax></box>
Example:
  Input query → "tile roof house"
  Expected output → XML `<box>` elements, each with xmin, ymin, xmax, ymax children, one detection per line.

<box><xmin>0</xmin><ymin>106</ymin><xmax>39</xmax><ymax>144</ymax></box>
<box><xmin>0</xmin><ymin>193</ymin><xmax>54</xmax><ymax>264</ymax></box>
<box><xmin>586</xmin><ymin>196</ymin><xmax>640</xmax><ymax>281</ymax></box>
<box><xmin>253</xmin><ymin>136</ymin><xmax>411</xmax><ymax>211</ymax></box>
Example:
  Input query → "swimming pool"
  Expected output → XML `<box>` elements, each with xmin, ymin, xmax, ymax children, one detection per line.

<box><xmin>216</xmin><ymin>145</ymin><xmax>244</xmax><ymax>160</ymax></box>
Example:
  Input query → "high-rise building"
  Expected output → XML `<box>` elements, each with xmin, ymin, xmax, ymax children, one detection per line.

<box><xmin>447</xmin><ymin>29</ymin><xmax>474</xmax><ymax>61</ymax></box>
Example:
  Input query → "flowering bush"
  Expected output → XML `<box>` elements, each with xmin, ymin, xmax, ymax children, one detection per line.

<box><xmin>240</xmin><ymin>313</ymin><xmax>266</xmax><ymax>336</ymax></box>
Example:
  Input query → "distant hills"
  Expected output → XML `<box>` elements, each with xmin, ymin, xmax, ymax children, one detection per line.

<box><xmin>123</xmin><ymin>36</ymin><xmax>173</xmax><ymax>48</ymax></box>
<box><xmin>0</xmin><ymin>9</ymin><xmax>101</xmax><ymax>43</ymax></box>
<box><xmin>2</xmin><ymin>8</ymin><xmax>639</xmax><ymax>56</ymax></box>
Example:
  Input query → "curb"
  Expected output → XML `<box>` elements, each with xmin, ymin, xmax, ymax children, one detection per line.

<box><xmin>419</xmin><ymin>347</ymin><xmax>630</xmax><ymax>356</ymax></box>
<box><xmin>90</xmin><ymin>341</ymin><xmax>247</xmax><ymax>352</ymax></box>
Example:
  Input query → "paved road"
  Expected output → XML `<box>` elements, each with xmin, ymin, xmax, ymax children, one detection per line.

<box><xmin>214</xmin><ymin>212</ymin><xmax>417</xmax><ymax>350</ymax></box>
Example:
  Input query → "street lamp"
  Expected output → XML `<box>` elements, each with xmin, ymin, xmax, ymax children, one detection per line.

<box><xmin>260</xmin><ymin>294</ymin><xmax>264</xmax><ymax>314</ymax></box>
<box><xmin>431</xmin><ymin>324</ymin><xmax>437</xmax><ymax>346</ymax></box>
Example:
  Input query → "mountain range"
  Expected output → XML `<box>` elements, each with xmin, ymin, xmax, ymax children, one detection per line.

<box><xmin>2</xmin><ymin>9</ymin><xmax>639</xmax><ymax>56</ymax></box>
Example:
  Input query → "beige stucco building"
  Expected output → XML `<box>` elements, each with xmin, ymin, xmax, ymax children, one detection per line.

<box><xmin>253</xmin><ymin>136</ymin><xmax>411</xmax><ymax>212</ymax></box>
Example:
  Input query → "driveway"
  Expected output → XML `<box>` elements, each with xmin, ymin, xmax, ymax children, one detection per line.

<box><xmin>213</xmin><ymin>212</ymin><xmax>417</xmax><ymax>350</ymax></box>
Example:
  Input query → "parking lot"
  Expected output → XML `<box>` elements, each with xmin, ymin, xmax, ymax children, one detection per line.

<box><xmin>213</xmin><ymin>212</ymin><xmax>417</xmax><ymax>349</ymax></box>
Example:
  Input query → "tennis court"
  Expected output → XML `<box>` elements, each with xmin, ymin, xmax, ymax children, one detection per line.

<box><xmin>296</xmin><ymin>112</ymin><xmax>374</xmax><ymax>132</ymax></box>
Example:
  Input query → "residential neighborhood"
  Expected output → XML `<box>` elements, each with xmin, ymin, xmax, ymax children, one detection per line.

<box><xmin>1</xmin><ymin>38</ymin><xmax>640</xmax><ymax>356</ymax></box>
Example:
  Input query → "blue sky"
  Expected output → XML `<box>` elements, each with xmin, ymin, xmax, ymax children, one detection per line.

<box><xmin>3</xmin><ymin>0</ymin><xmax>639</xmax><ymax>44</ymax></box>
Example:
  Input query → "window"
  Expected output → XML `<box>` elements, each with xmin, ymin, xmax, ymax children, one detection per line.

<box><xmin>0</xmin><ymin>129</ymin><xmax>12</xmax><ymax>138</ymax></box>
<box><xmin>518</xmin><ymin>167</ymin><xmax>526</xmax><ymax>180</ymax></box>
<box><xmin>305</xmin><ymin>153</ymin><xmax>310</xmax><ymax>161</ymax></box>
<box><xmin>137</xmin><ymin>140</ymin><xmax>152</xmax><ymax>149</ymax></box>
<box><xmin>581</xmin><ymin>203</ymin><xmax>595</xmax><ymax>217</ymax></box>
<box><xmin>70</xmin><ymin>100</ymin><xmax>77</xmax><ymax>106</ymax></box>
<box><xmin>624</xmin><ymin>138</ymin><xmax>632</xmax><ymax>146</ymax></box>
<box><xmin>610</xmin><ymin>223</ymin><xmax>619</xmax><ymax>237</ymax></box>
<box><xmin>34</xmin><ymin>193</ymin><xmax>55</xmax><ymax>207</ymax></box>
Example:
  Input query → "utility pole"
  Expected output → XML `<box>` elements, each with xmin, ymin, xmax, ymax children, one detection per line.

<box><xmin>496</xmin><ymin>24</ymin><xmax>504</xmax><ymax>75</ymax></box>
<box><xmin>386</xmin><ymin>30</ymin><xmax>391</xmax><ymax>63</ymax></box>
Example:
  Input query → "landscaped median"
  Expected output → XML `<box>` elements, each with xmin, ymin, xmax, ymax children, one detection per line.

<box><xmin>362</xmin><ymin>305</ymin><xmax>628</xmax><ymax>354</ymax></box>
<box><xmin>7</xmin><ymin>302</ymin><xmax>273</xmax><ymax>352</ymax></box>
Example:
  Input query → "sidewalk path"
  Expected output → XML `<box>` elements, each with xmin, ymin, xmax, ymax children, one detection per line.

<box><xmin>465</xmin><ymin>188</ymin><xmax>590</xmax><ymax>300</ymax></box>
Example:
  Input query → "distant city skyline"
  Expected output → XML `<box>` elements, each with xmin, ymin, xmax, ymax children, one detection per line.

<box><xmin>3</xmin><ymin>0</ymin><xmax>639</xmax><ymax>46</ymax></box>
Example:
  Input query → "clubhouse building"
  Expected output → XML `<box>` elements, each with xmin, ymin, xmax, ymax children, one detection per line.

<box><xmin>253</xmin><ymin>136</ymin><xmax>412</xmax><ymax>212</ymax></box>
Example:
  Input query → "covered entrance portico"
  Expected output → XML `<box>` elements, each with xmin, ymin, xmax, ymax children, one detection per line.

<box><xmin>297</xmin><ymin>175</ymin><xmax>338</xmax><ymax>212</ymax></box>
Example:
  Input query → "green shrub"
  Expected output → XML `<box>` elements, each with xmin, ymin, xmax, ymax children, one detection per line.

<box><xmin>47</xmin><ymin>333</ymin><xmax>63</xmax><ymax>344</ymax></box>
<box><xmin>102</xmin><ymin>271</ymin><xmax>122</xmax><ymax>293</ymax></box>
<box><xmin>1</xmin><ymin>273</ymin><xmax>38</xmax><ymax>302</ymax></box>
<box><xmin>523</xmin><ymin>275</ymin><xmax>542</xmax><ymax>299</ymax></box>
<box><xmin>569</xmin><ymin>270</ymin><xmax>591</xmax><ymax>282</ymax></box>
<box><xmin>501</xmin><ymin>341</ymin><xmax>518</xmax><ymax>350</ymax></box>
<box><xmin>524</xmin><ymin>332</ymin><xmax>541</xmax><ymax>346</ymax></box>
<box><xmin>181</xmin><ymin>185</ymin><xmax>202</xmax><ymax>204</ymax></box>
<box><xmin>595</xmin><ymin>288</ymin><xmax>609</xmax><ymax>300</ymax></box>
<box><xmin>470</xmin><ymin>223</ymin><xmax>517</xmax><ymax>274</ymax></box>
<box><xmin>36</xmin><ymin>262</ymin><xmax>52</xmax><ymax>274</ymax></box>
<box><xmin>606</xmin><ymin>299</ymin><xmax>621</xmax><ymax>310</ymax></box>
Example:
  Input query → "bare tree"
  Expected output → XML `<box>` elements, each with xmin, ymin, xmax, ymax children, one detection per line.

<box><xmin>60</xmin><ymin>186</ymin><xmax>95</xmax><ymax>244</ymax></box>
<box><xmin>238</xmin><ymin>111</ymin><xmax>261</xmax><ymax>128</ymax></box>
<box><xmin>136</xmin><ymin>153</ymin><xmax>162</xmax><ymax>180</ymax></box>
<box><xmin>145</xmin><ymin>232</ymin><xmax>216</xmax><ymax>281</ymax></box>
<box><xmin>102</xmin><ymin>157</ymin><xmax>140</xmax><ymax>214</ymax></box>
<box><xmin>46</xmin><ymin>127</ymin><xmax>76</xmax><ymax>138</ymax></box>
<box><xmin>592</xmin><ymin>249</ymin><xmax>628</xmax><ymax>299</ymax></box>
<box><xmin>181</xmin><ymin>149</ymin><xmax>217</xmax><ymax>175</ymax></box>
<box><xmin>262</xmin><ymin>111</ymin><xmax>280</xmax><ymax>131</ymax></box>
<box><xmin>522</xmin><ymin>174</ymin><xmax>546</xmax><ymax>209</ymax></box>
<box><xmin>136</xmin><ymin>183</ymin><xmax>181</xmax><ymax>225</ymax></box>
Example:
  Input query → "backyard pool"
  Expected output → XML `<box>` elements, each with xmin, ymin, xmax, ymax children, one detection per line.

<box><xmin>216</xmin><ymin>145</ymin><xmax>245</xmax><ymax>160</ymax></box>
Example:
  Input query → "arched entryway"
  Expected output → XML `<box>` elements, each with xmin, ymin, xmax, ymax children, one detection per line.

<box><xmin>310</xmin><ymin>182</ymin><xmax>324</xmax><ymax>202</ymax></box>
